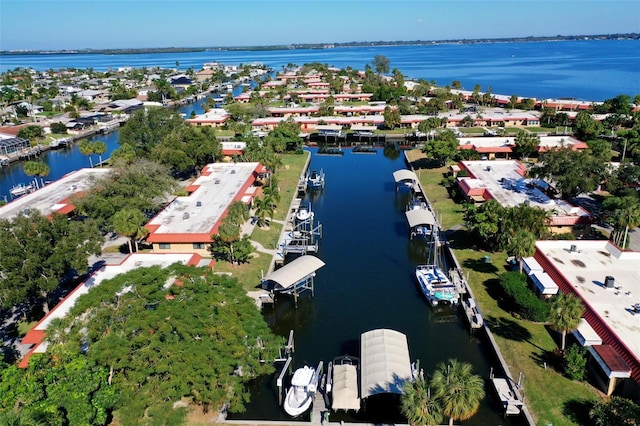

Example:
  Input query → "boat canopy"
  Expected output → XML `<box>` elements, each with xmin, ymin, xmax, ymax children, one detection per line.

<box><xmin>262</xmin><ymin>255</ymin><xmax>325</xmax><ymax>290</ymax></box>
<box><xmin>360</xmin><ymin>329</ymin><xmax>412</xmax><ymax>398</ymax></box>
<box><xmin>332</xmin><ymin>363</ymin><xmax>360</xmax><ymax>411</ymax></box>
<box><xmin>405</xmin><ymin>209</ymin><xmax>435</xmax><ymax>228</ymax></box>
<box><xmin>392</xmin><ymin>169</ymin><xmax>418</xmax><ymax>184</ymax></box>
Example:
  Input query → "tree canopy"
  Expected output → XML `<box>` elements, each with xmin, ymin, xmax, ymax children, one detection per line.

<box><xmin>45</xmin><ymin>264</ymin><xmax>281</xmax><ymax>423</ymax></box>
<box><xmin>72</xmin><ymin>159</ymin><xmax>177</xmax><ymax>232</ymax></box>
<box><xmin>530</xmin><ymin>147</ymin><xmax>607</xmax><ymax>198</ymax></box>
<box><xmin>549</xmin><ymin>293</ymin><xmax>584</xmax><ymax>351</ymax></box>
<box><xmin>0</xmin><ymin>211</ymin><xmax>102</xmax><ymax>311</ymax></box>
<box><xmin>372</xmin><ymin>55</ymin><xmax>390</xmax><ymax>75</ymax></box>
<box><xmin>422</xmin><ymin>129</ymin><xmax>459</xmax><ymax>166</ymax></box>
<box><xmin>118</xmin><ymin>107</ymin><xmax>222</xmax><ymax>176</ymax></box>
<box><xmin>464</xmin><ymin>201</ymin><xmax>550</xmax><ymax>251</ymax></box>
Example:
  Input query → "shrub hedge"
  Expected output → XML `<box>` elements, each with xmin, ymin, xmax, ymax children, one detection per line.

<box><xmin>499</xmin><ymin>271</ymin><xmax>550</xmax><ymax>322</ymax></box>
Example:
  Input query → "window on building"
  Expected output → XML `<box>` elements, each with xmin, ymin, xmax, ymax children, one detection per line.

<box><xmin>193</xmin><ymin>243</ymin><xmax>205</xmax><ymax>250</ymax></box>
<box><xmin>159</xmin><ymin>243</ymin><xmax>171</xmax><ymax>249</ymax></box>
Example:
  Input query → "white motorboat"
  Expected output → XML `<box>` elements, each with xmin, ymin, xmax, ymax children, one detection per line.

<box><xmin>328</xmin><ymin>355</ymin><xmax>360</xmax><ymax>413</ymax></box>
<box><xmin>415</xmin><ymin>264</ymin><xmax>458</xmax><ymax>307</ymax></box>
<box><xmin>407</xmin><ymin>197</ymin><xmax>428</xmax><ymax>211</ymax></box>
<box><xmin>283</xmin><ymin>365</ymin><xmax>317</xmax><ymax>417</ymax></box>
<box><xmin>295</xmin><ymin>201</ymin><xmax>313</xmax><ymax>223</ymax></box>
<box><xmin>9</xmin><ymin>183</ymin><xmax>35</xmax><ymax>198</ymax></box>
<box><xmin>306</xmin><ymin>169</ymin><xmax>324</xmax><ymax>189</ymax></box>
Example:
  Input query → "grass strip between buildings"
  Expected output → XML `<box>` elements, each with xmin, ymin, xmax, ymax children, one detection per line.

<box><xmin>412</xmin><ymin>153</ymin><xmax>601</xmax><ymax>426</ymax></box>
<box><xmin>214</xmin><ymin>151</ymin><xmax>309</xmax><ymax>292</ymax></box>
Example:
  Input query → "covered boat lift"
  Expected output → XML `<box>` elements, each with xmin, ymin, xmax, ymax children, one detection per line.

<box><xmin>393</xmin><ymin>169</ymin><xmax>419</xmax><ymax>193</ymax></box>
<box><xmin>405</xmin><ymin>208</ymin><xmax>436</xmax><ymax>239</ymax></box>
<box><xmin>330</xmin><ymin>356</ymin><xmax>361</xmax><ymax>412</ymax></box>
<box><xmin>261</xmin><ymin>255</ymin><xmax>325</xmax><ymax>307</ymax></box>
<box><xmin>360</xmin><ymin>329</ymin><xmax>413</xmax><ymax>398</ymax></box>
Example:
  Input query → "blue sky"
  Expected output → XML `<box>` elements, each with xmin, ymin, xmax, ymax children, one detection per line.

<box><xmin>1</xmin><ymin>0</ymin><xmax>639</xmax><ymax>51</ymax></box>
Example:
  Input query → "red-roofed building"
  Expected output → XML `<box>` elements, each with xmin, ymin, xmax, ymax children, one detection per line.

<box><xmin>456</xmin><ymin>160</ymin><xmax>594</xmax><ymax>236</ymax></box>
<box><xmin>533</xmin><ymin>240</ymin><xmax>640</xmax><ymax>398</ymax></box>
<box><xmin>145</xmin><ymin>162</ymin><xmax>264</xmax><ymax>255</ymax></box>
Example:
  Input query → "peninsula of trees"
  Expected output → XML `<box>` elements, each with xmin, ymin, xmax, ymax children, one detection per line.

<box><xmin>2</xmin><ymin>33</ymin><xmax>638</xmax><ymax>55</ymax></box>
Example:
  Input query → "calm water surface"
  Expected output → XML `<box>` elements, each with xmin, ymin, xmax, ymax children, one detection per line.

<box><xmin>229</xmin><ymin>148</ymin><xmax>525</xmax><ymax>425</ymax></box>
<box><xmin>2</xmin><ymin>40</ymin><xmax>639</xmax><ymax>100</ymax></box>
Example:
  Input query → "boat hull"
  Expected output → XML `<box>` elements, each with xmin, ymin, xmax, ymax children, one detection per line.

<box><xmin>415</xmin><ymin>265</ymin><xmax>458</xmax><ymax>306</ymax></box>
<box><xmin>283</xmin><ymin>366</ymin><xmax>316</xmax><ymax>417</ymax></box>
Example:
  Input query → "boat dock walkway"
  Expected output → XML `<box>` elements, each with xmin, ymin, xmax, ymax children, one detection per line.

<box><xmin>490</xmin><ymin>376</ymin><xmax>525</xmax><ymax>416</ymax></box>
<box><xmin>310</xmin><ymin>389</ymin><xmax>328</xmax><ymax>424</ymax></box>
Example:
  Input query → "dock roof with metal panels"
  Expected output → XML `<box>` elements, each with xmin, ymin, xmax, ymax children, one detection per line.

<box><xmin>392</xmin><ymin>169</ymin><xmax>418</xmax><ymax>184</ymax></box>
<box><xmin>262</xmin><ymin>255</ymin><xmax>325</xmax><ymax>290</ymax></box>
<box><xmin>405</xmin><ymin>208</ymin><xmax>436</xmax><ymax>228</ymax></box>
<box><xmin>332</xmin><ymin>360</ymin><xmax>360</xmax><ymax>411</ymax></box>
<box><xmin>360</xmin><ymin>328</ymin><xmax>412</xmax><ymax>398</ymax></box>
<box><xmin>0</xmin><ymin>168</ymin><xmax>111</xmax><ymax>220</ymax></box>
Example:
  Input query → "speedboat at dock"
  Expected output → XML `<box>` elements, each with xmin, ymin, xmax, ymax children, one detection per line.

<box><xmin>283</xmin><ymin>365</ymin><xmax>318</xmax><ymax>417</ymax></box>
<box><xmin>9</xmin><ymin>183</ymin><xmax>35</xmax><ymax>198</ymax></box>
<box><xmin>295</xmin><ymin>201</ymin><xmax>313</xmax><ymax>223</ymax></box>
<box><xmin>306</xmin><ymin>169</ymin><xmax>325</xmax><ymax>189</ymax></box>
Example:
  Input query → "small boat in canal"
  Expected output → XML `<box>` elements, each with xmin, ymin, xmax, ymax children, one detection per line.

<box><xmin>9</xmin><ymin>182</ymin><xmax>35</xmax><ymax>198</ymax></box>
<box><xmin>306</xmin><ymin>169</ymin><xmax>325</xmax><ymax>189</ymax></box>
<box><xmin>415</xmin><ymin>229</ymin><xmax>458</xmax><ymax>306</ymax></box>
<box><xmin>283</xmin><ymin>365</ymin><xmax>318</xmax><ymax>417</ymax></box>
<box><xmin>407</xmin><ymin>197</ymin><xmax>428</xmax><ymax>211</ymax></box>
<box><xmin>327</xmin><ymin>355</ymin><xmax>360</xmax><ymax>413</ymax></box>
<box><xmin>295</xmin><ymin>201</ymin><xmax>313</xmax><ymax>223</ymax></box>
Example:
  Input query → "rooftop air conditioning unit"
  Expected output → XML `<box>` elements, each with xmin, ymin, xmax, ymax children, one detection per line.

<box><xmin>196</xmin><ymin>201</ymin><xmax>202</xmax><ymax>207</ymax></box>
<box><xmin>570</xmin><ymin>244</ymin><xmax>578</xmax><ymax>253</ymax></box>
<box><xmin>604</xmin><ymin>276</ymin><xmax>615</xmax><ymax>289</ymax></box>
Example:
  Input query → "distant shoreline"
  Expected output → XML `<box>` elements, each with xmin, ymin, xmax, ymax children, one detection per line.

<box><xmin>2</xmin><ymin>33</ymin><xmax>638</xmax><ymax>56</ymax></box>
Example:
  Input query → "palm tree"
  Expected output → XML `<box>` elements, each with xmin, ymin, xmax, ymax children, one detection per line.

<box><xmin>549</xmin><ymin>293</ymin><xmax>584</xmax><ymax>351</ymax></box>
<box><xmin>506</xmin><ymin>230</ymin><xmax>537</xmax><ymax>273</ymax></box>
<box><xmin>111</xmin><ymin>208</ymin><xmax>148</xmax><ymax>253</ymax></box>
<box><xmin>603</xmin><ymin>196</ymin><xmax>640</xmax><ymax>249</ymax></box>
<box><xmin>431</xmin><ymin>359</ymin><xmax>485</xmax><ymax>426</ymax></box>
<box><xmin>92</xmin><ymin>140</ymin><xmax>107</xmax><ymax>167</ymax></box>
<box><xmin>23</xmin><ymin>160</ymin><xmax>50</xmax><ymax>189</ymax></box>
<box><xmin>79</xmin><ymin>140</ymin><xmax>95</xmax><ymax>168</ymax></box>
<box><xmin>226</xmin><ymin>200</ymin><xmax>250</xmax><ymax>227</ymax></box>
<box><xmin>253</xmin><ymin>196</ymin><xmax>274</xmax><ymax>228</ymax></box>
<box><xmin>401</xmin><ymin>377</ymin><xmax>443</xmax><ymax>426</ymax></box>
<box><xmin>217</xmin><ymin>220</ymin><xmax>240</xmax><ymax>264</ymax></box>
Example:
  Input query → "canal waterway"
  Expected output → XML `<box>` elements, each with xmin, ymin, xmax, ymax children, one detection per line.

<box><xmin>228</xmin><ymin>147</ymin><xmax>526</xmax><ymax>425</ymax></box>
<box><xmin>0</xmin><ymin>95</ymin><xmax>217</xmax><ymax>199</ymax></box>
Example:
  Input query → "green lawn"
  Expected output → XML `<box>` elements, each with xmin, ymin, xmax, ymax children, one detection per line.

<box><xmin>412</xmin><ymin>159</ymin><xmax>601</xmax><ymax>426</ymax></box>
<box><xmin>213</xmin><ymin>250</ymin><xmax>273</xmax><ymax>292</ymax></box>
<box><xmin>251</xmin><ymin>221</ymin><xmax>283</xmax><ymax>252</ymax></box>
<box><xmin>214</xmin><ymin>151</ymin><xmax>309</xmax><ymax>292</ymax></box>
<box><xmin>458</xmin><ymin>127</ymin><xmax>486</xmax><ymax>134</ymax></box>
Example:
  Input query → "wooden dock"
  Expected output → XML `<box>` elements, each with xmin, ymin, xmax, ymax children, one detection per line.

<box><xmin>311</xmin><ymin>389</ymin><xmax>328</xmax><ymax>424</ymax></box>
<box><xmin>490</xmin><ymin>376</ymin><xmax>524</xmax><ymax>417</ymax></box>
<box><xmin>462</xmin><ymin>297</ymin><xmax>484</xmax><ymax>330</ymax></box>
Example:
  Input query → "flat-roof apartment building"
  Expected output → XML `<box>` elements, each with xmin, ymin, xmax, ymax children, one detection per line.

<box><xmin>145</xmin><ymin>162</ymin><xmax>263</xmax><ymax>256</ymax></box>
